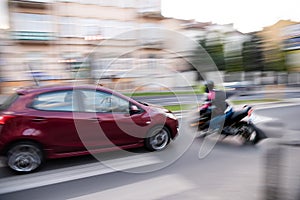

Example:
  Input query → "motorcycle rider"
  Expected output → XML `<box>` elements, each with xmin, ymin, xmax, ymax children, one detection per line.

<box><xmin>196</xmin><ymin>81</ymin><xmax>259</xmax><ymax>143</ymax></box>
<box><xmin>199</xmin><ymin>80</ymin><xmax>215</xmax><ymax>116</ymax></box>
<box><xmin>199</xmin><ymin>80</ymin><xmax>232</xmax><ymax>132</ymax></box>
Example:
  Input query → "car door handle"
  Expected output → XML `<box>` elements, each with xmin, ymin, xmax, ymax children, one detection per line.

<box><xmin>32</xmin><ymin>117</ymin><xmax>46</xmax><ymax>122</ymax></box>
<box><xmin>88</xmin><ymin>117</ymin><xmax>100</xmax><ymax>121</ymax></box>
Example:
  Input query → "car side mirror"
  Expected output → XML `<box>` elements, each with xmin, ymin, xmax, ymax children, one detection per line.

<box><xmin>130</xmin><ymin>105</ymin><xmax>140</xmax><ymax>115</ymax></box>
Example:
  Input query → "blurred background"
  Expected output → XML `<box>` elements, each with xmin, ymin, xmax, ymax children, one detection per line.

<box><xmin>1</xmin><ymin>1</ymin><xmax>300</xmax><ymax>200</ymax></box>
<box><xmin>0</xmin><ymin>0</ymin><xmax>300</xmax><ymax>93</ymax></box>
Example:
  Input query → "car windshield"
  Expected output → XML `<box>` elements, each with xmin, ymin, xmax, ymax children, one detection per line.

<box><xmin>0</xmin><ymin>93</ymin><xmax>19</xmax><ymax>111</ymax></box>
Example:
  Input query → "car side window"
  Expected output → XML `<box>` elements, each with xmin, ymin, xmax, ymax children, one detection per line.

<box><xmin>32</xmin><ymin>90</ymin><xmax>76</xmax><ymax>112</ymax></box>
<box><xmin>81</xmin><ymin>90</ymin><xmax>130</xmax><ymax>113</ymax></box>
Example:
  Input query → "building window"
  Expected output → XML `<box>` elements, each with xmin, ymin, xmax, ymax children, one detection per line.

<box><xmin>82</xmin><ymin>18</ymin><xmax>101</xmax><ymax>37</ymax></box>
<box><xmin>91</xmin><ymin>58</ymin><xmax>135</xmax><ymax>78</ymax></box>
<box><xmin>60</xmin><ymin>18</ymin><xmax>101</xmax><ymax>38</ymax></box>
<box><xmin>60</xmin><ymin>52</ymin><xmax>90</xmax><ymax>79</ymax></box>
<box><xmin>59</xmin><ymin>18</ymin><xmax>137</xmax><ymax>39</ymax></box>
<box><xmin>25</xmin><ymin>52</ymin><xmax>53</xmax><ymax>81</ymax></box>
<box><xmin>139</xmin><ymin>23</ymin><xmax>162</xmax><ymax>43</ymax></box>
<box><xmin>59</xmin><ymin>17</ymin><xmax>81</xmax><ymax>37</ymax></box>
<box><xmin>12</xmin><ymin>13</ymin><xmax>54</xmax><ymax>32</ymax></box>
<box><xmin>99</xmin><ymin>20</ymin><xmax>137</xmax><ymax>39</ymax></box>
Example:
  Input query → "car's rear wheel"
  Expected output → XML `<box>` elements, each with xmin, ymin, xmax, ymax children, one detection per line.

<box><xmin>145</xmin><ymin>126</ymin><xmax>171</xmax><ymax>151</ymax></box>
<box><xmin>7</xmin><ymin>141</ymin><xmax>43</xmax><ymax>173</ymax></box>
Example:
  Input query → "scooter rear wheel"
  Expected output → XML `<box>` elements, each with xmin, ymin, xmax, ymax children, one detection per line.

<box><xmin>236</xmin><ymin>122</ymin><xmax>259</xmax><ymax>144</ymax></box>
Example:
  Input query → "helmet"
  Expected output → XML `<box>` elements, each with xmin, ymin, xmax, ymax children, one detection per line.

<box><xmin>205</xmin><ymin>80</ymin><xmax>214</xmax><ymax>91</ymax></box>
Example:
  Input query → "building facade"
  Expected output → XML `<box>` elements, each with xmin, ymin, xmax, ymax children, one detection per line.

<box><xmin>2</xmin><ymin>0</ymin><xmax>256</xmax><ymax>92</ymax></box>
<box><xmin>257</xmin><ymin>20</ymin><xmax>298</xmax><ymax>71</ymax></box>
<box><xmin>282</xmin><ymin>23</ymin><xmax>300</xmax><ymax>71</ymax></box>
<box><xmin>3</xmin><ymin>0</ymin><xmax>191</xmax><ymax>92</ymax></box>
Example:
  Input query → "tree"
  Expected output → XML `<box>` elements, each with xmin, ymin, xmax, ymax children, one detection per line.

<box><xmin>264</xmin><ymin>48</ymin><xmax>287</xmax><ymax>72</ymax></box>
<box><xmin>190</xmin><ymin>37</ymin><xmax>226</xmax><ymax>81</ymax></box>
<box><xmin>242</xmin><ymin>35</ymin><xmax>264</xmax><ymax>71</ymax></box>
<box><xmin>225</xmin><ymin>55</ymin><xmax>243</xmax><ymax>72</ymax></box>
<box><xmin>199</xmin><ymin>38</ymin><xmax>226</xmax><ymax>71</ymax></box>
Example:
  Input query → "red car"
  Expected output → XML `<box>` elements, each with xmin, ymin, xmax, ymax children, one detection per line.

<box><xmin>0</xmin><ymin>85</ymin><xmax>179</xmax><ymax>173</ymax></box>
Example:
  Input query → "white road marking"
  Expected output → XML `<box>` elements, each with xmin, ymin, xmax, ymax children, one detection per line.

<box><xmin>253</xmin><ymin>101</ymin><xmax>300</xmax><ymax>110</ymax></box>
<box><xmin>0</xmin><ymin>154</ymin><xmax>162</xmax><ymax>195</ymax></box>
<box><xmin>68</xmin><ymin>174</ymin><xmax>196</xmax><ymax>200</ymax></box>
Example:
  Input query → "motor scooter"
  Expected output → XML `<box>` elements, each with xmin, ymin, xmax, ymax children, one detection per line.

<box><xmin>191</xmin><ymin>101</ymin><xmax>264</xmax><ymax>144</ymax></box>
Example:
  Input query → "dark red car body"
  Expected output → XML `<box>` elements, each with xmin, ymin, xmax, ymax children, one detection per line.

<box><xmin>0</xmin><ymin>85</ymin><xmax>178</xmax><ymax>161</ymax></box>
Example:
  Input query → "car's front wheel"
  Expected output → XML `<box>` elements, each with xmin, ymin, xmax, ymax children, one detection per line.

<box><xmin>145</xmin><ymin>126</ymin><xmax>171</xmax><ymax>151</ymax></box>
<box><xmin>7</xmin><ymin>141</ymin><xmax>43</xmax><ymax>173</ymax></box>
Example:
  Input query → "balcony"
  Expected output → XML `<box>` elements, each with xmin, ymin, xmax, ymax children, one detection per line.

<box><xmin>283</xmin><ymin>37</ymin><xmax>300</xmax><ymax>51</ymax></box>
<box><xmin>10</xmin><ymin>0</ymin><xmax>52</xmax><ymax>8</ymax></box>
<box><xmin>139</xmin><ymin>39</ymin><xmax>164</xmax><ymax>49</ymax></box>
<box><xmin>138</xmin><ymin>8</ymin><xmax>163</xmax><ymax>19</ymax></box>
<box><xmin>11</xmin><ymin>31</ymin><xmax>55</xmax><ymax>43</ymax></box>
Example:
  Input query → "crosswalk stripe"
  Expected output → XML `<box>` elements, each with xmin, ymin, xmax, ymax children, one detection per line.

<box><xmin>68</xmin><ymin>174</ymin><xmax>196</xmax><ymax>200</ymax></box>
<box><xmin>0</xmin><ymin>154</ymin><xmax>162</xmax><ymax>195</ymax></box>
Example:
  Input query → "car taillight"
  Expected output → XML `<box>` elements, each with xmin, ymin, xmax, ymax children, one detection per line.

<box><xmin>0</xmin><ymin>115</ymin><xmax>14</xmax><ymax>125</ymax></box>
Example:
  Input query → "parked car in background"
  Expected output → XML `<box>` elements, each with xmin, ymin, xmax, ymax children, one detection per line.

<box><xmin>223</xmin><ymin>81</ymin><xmax>257</xmax><ymax>96</ymax></box>
<box><xmin>0</xmin><ymin>85</ymin><xmax>179</xmax><ymax>173</ymax></box>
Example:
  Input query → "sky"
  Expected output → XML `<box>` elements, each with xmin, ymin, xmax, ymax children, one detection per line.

<box><xmin>161</xmin><ymin>0</ymin><xmax>300</xmax><ymax>33</ymax></box>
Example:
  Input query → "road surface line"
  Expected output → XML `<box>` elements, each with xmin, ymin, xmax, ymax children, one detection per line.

<box><xmin>68</xmin><ymin>174</ymin><xmax>196</xmax><ymax>200</ymax></box>
<box><xmin>255</xmin><ymin>102</ymin><xmax>300</xmax><ymax>110</ymax></box>
<box><xmin>0</xmin><ymin>154</ymin><xmax>162</xmax><ymax>195</ymax></box>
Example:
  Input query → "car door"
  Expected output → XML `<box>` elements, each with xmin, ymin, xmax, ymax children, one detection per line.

<box><xmin>78</xmin><ymin>90</ymin><xmax>151</xmax><ymax>149</ymax></box>
<box><xmin>28</xmin><ymin>90</ymin><xmax>86</xmax><ymax>154</ymax></box>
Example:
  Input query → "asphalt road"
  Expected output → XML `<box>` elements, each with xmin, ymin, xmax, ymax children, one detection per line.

<box><xmin>0</xmin><ymin>104</ymin><xmax>299</xmax><ymax>200</ymax></box>
<box><xmin>0</xmin><ymin>138</ymin><xmax>262</xmax><ymax>200</ymax></box>
<box><xmin>255</xmin><ymin>105</ymin><xmax>300</xmax><ymax>131</ymax></box>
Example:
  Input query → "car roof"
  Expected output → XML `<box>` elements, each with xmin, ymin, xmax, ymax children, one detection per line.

<box><xmin>15</xmin><ymin>84</ymin><xmax>114</xmax><ymax>95</ymax></box>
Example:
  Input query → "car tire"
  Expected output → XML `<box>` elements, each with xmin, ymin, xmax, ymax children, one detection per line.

<box><xmin>145</xmin><ymin>126</ymin><xmax>171</xmax><ymax>151</ymax></box>
<box><xmin>7</xmin><ymin>141</ymin><xmax>44</xmax><ymax>173</ymax></box>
